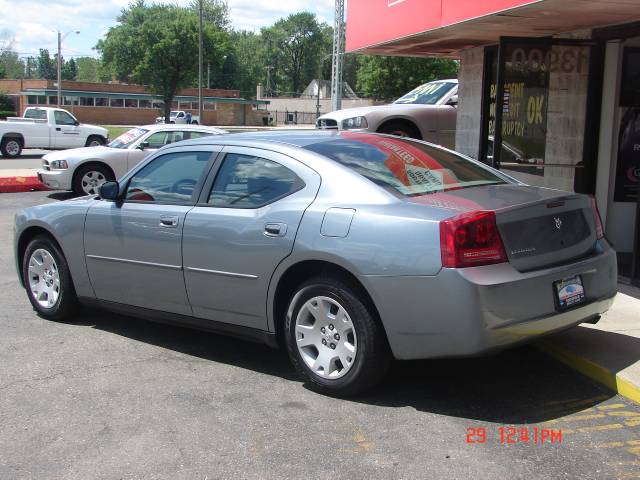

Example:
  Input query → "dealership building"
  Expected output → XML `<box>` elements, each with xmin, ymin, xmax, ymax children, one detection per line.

<box><xmin>0</xmin><ymin>79</ymin><xmax>269</xmax><ymax>126</ymax></box>
<box><xmin>347</xmin><ymin>0</ymin><xmax>640</xmax><ymax>283</ymax></box>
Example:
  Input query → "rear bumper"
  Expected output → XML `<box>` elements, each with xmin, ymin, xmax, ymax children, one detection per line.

<box><xmin>37</xmin><ymin>169</ymin><xmax>72</xmax><ymax>191</ymax></box>
<box><xmin>363</xmin><ymin>240</ymin><xmax>618</xmax><ymax>360</ymax></box>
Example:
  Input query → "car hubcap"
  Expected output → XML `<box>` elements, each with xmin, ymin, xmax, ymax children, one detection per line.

<box><xmin>6</xmin><ymin>140</ymin><xmax>20</xmax><ymax>155</ymax></box>
<box><xmin>295</xmin><ymin>296</ymin><xmax>357</xmax><ymax>379</ymax></box>
<box><xmin>28</xmin><ymin>249</ymin><xmax>60</xmax><ymax>309</ymax></box>
<box><xmin>89</xmin><ymin>140</ymin><xmax>101</xmax><ymax>147</ymax></box>
<box><xmin>81</xmin><ymin>171</ymin><xmax>106</xmax><ymax>195</ymax></box>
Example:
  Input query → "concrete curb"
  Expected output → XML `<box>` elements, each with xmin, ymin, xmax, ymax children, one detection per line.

<box><xmin>0</xmin><ymin>176</ymin><xmax>50</xmax><ymax>193</ymax></box>
<box><xmin>538</xmin><ymin>341</ymin><xmax>640</xmax><ymax>405</ymax></box>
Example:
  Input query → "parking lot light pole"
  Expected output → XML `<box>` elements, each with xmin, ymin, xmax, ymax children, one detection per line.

<box><xmin>57</xmin><ymin>30</ymin><xmax>80</xmax><ymax>107</ymax></box>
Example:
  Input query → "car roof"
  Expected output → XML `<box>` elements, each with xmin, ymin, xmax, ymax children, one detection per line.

<box><xmin>175</xmin><ymin>130</ymin><xmax>349</xmax><ymax>149</ymax></box>
<box><xmin>138</xmin><ymin>124</ymin><xmax>226</xmax><ymax>132</ymax></box>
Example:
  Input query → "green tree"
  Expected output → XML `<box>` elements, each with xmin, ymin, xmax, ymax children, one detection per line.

<box><xmin>0</xmin><ymin>91</ymin><xmax>15</xmax><ymax>111</ymax></box>
<box><xmin>190</xmin><ymin>0</ymin><xmax>230</xmax><ymax>30</ymax></box>
<box><xmin>75</xmin><ymin>57</ymin><xmax>101</xmax><ymax>82</ymax></box>
<box><xmin>36</xmin><ymin>49</ymin><xmax>56</xmax><ymax>80</ymax></box>
<box><xmin>62</xmin><ymin>57</ymin><xmax>78</xmax><ymax>80</ymax></box>
<box><xmin>356</xmin><ymin>56</ymin><xmax>459</xmax><ymax>101</ymax></box>
<box><xmin>98</xmin><ymin>2</ymin><xmax>230</xmax><ymax>122</ymax></box>
<box><xmin>261</xmin><ymin>12</ymin><xmax>331</xmax><ymax>94</ymax></box>
<box><xmin>0</xmin><ymin>50</ymin><xmax>25</xmax><ymax>79</ymax></box>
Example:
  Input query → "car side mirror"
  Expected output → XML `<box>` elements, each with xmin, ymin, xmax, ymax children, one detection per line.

<box><xmin>73</xmin><ymin>120</ymin><xmax>80</xmax><ymax>126</ymax></box>
<box><xmin>99</xmin><ymin>181</ymin><xmax>120</xmax><ymax>200</ymax></box>
<box><xmin>138</xmin><ymin>141</ymin><xmax>150</xmax><ymax>150</ymax></box>
<box><xmin>447</xmin><ymin>95</ymin><xmax>458</xmax><ymax>107</ymax></box>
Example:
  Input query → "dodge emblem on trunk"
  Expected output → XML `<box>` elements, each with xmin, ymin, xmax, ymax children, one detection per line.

<box><xmin>554</xmin><ymin>217</ymin><xmax>563</xmax><ymax>229</ymax></box>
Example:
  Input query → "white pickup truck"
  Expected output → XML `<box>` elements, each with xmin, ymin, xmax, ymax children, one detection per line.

<box><xmin>154</xmin><ymin>110</ymin><xmax>200</xmax><ymax>125</ymax></box>
<box><xmin>0</xmin><ymin>107</ymin><xmax>108</xmax><ymax>158</ymax></box>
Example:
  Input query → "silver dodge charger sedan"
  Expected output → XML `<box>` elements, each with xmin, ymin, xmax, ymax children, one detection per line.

<box><xmin>14</xmin><ymin>131</ymin><xmax>617</xmax><ymax>395</ymax></box>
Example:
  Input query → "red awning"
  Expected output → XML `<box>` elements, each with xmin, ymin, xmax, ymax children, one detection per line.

<box><xmin>346</xmin><ymin>0</ymin><xmax>640</xmax><ymax>58</ymax></box>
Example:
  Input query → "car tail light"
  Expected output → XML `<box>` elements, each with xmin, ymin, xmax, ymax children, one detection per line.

<box><xmin>440</xmin><ymin>211</ymin><xmax>507</xmax><ymax>268</ymax></box>
<box><xmin>590</xmin><ymin>197</ymin><xmax>605</xmax><ymax>239</ymax></box>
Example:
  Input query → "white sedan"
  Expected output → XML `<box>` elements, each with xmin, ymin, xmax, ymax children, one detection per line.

<box><xmin>38</xmin><ymin>124</ymin><xmax>226</xmax><ymax>196</ymax></box>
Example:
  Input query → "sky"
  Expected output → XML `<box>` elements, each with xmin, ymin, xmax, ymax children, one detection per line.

<box><xmin>0</xmin><ymin>0</ymin><xmax>335</xmax><ymax>59</ymax></box>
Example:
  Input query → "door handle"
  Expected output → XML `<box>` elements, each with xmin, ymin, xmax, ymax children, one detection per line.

<box><xmin>264</xmin><ymin>222</ymin><xmax>287</xmax><ymax>237</ymax></box>
<box><xmin>159</xmin><ymin>216</ymin><xmax>179</xmax><ymax>228</ymax></box>
<box><xmin>56</xmin><ymin>127</ymin><xmax>61</xmax><ymax>131</ymax></box>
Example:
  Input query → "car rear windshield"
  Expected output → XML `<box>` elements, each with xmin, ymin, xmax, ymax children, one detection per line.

<box><xmin>24</xmin><ymin>109</ymin><xmax>47</xmax><ymax>120</ymax></box>
<box><xmin>393</xmin><ymin>81</ymin><xmax>456</xmax><ymax>105</ymax></box>
<box><xmin>303</xmin><ymin>132</ymin><xmax>505</xmax><ymax>197</ymax></box>
<box><xmin>108</xmin><ymin>127</ymin><xmax>149</xmax><ymax>149</ymax></box>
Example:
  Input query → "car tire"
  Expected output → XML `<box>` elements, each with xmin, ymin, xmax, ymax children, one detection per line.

<box><xmin>1</xmin><ymin>137</ymin><xmax>23</xmax><ymax>157</ymax></box>
<box><xmin>191</xmin><ymin>121</ymin><xmax>199</xmax><ymax>125</ymax></box>
<box><xmin>73</xmin><ymin>164</ymin><xmax>114</xmax><ymax>196</ymax></box>
<box><xmin>85</xmin><ymin>135</ymin><xmax>106</xmax><ymax>147</ymax></box>
<box><xmin>378</xmin><ymin>121</ymin><xmax>421</xmax><ymax>139</ymax></box>
<box><xmin>285</xmin><ymin>276</ymin><xmax>391</xmax><ymax>396</ymax></box>
<box><xmin>22</xmin><ymin>235</ymin><xmax>79</xmax><ymax>321</ymax></box>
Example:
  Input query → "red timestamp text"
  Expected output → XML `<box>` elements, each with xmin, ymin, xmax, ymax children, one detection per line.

<box><xmin>466</xmin><ymin>426</ymin><xmax>563</xmax><ymax>445</ymax></box>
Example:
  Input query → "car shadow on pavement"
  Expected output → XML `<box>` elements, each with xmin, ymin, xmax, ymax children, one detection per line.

<box><xmin>71</xmin><ymin>310</ymin><xmax>300</xmax><ymax>382</ymax></box>
<box><xmin>69</xmin><ymin>309</ymin><xmax>615</xmax><ymax>424</ymax></box>
<box><xmin>47</xmin><ymin>192</ymin><xmax>77</xmax><ymax>201</ymax></box>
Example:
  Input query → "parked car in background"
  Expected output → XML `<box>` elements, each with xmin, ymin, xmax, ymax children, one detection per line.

<box><xmin>0</xmin><ymin>107</ymin><xmax>108</xmax><ymax>158</ymax></box>
<box><xmin>155</xmin><ymin>110</ymin><xmax>200</xmax><ymax>125</ymax></box>
<box><xmin>37</xmin><ymin>124</ymin><xmax>226</xmax><ymax>195</ymax></box>
<box><xmin>316</xmin><ymin>79</ymin><xmax>458</xmax><ymax>148</ymax></box>
<box><xmin>16</xmin><ymin>131</ymin><xmax>616</xmax><ymax>396</ymax></box>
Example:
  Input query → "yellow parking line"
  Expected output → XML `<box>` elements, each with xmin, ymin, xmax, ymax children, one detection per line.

<box><xmin>629</xmin><ymin>447</ymin><xmax>640</xmax><ymax>456</ymax></box>
<box><xmin>626</xmin><ymin>419</ymin><xmax>640</xmax><ymax>427</ymax></box>
<box><xmin>598</xmin><ymin>404</ymin><xmax>628</xmax><ymax>410</ymax></box>
<box><xmin>596</xmin><ymin>441</ymin><xmax>625</xmax><ymax>448</ymax></box>
<box><xmin>577</xmin><ymin>423</ymin><xmax>624</xmax><ymax>433</ymax></box>
<box><xmin>628</xmin><ymin>440</ymin><xmax>640</xmax><ymax>446</ymax></box>
<box><xmin>564</xmin><ymin>414</ymin><xmax>607</xmax><ymax>422</ymax></box>
<box><xmin>539</xmin><ymin>342</ymin><xmax>640</xmax><ymax>405</ymax></box>
<box><xmin>608</xmin><ymin>411</ymin><xmax>640</xmax><ymax>418</ymax></box>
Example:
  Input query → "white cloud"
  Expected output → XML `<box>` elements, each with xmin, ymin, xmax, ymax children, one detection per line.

<box><xmin>1</xmin><ymin>0</ymin><xmax>334</xmax><ymax>57</ymax></box>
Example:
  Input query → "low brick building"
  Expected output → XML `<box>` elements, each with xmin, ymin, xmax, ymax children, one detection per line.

<box><xmin>0</xmin><ymin>79</ymin><xmax>269</xmax><ymax>126</ymax></box>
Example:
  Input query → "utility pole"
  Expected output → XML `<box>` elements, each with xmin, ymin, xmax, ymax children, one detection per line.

<box><xmin>198</xmin><ymin>0</ymin><xmax>203</xmax><ymax>123</ymax></box>
<box><xmin>330</xmin><ymin>0</ymin><xmax>345</xmax><ymax>111</ymax></box>
<box><xmin>57</xmin><ymin>32</ymin><xmax>62</xmax><ymax>107</ymax></box>
<box><xmin>56</xmin><ymin>30</ymin><xmax>79</xmax><ymax>107</ymax></box>
<box><xmin>265</xmin><ymin>66</ymin><xmax>273</xmax><ymax>97</ymax></box>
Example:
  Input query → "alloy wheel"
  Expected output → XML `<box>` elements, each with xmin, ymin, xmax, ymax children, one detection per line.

<box><xmin>28</xmin><ymin>248</ymin><xmax>60</xmax><ymax>309</ymax></box>
<box><xmin>81</xmin><ymin>170</ymin><xmax>106</xmax><ymax>195</ymax></box>
<box><xmin>295</xmin><ymin>296</ymin><xmax>357</xmax><ymax>379</ymax></box>
<box><xmin>6</xmin><ymin>140</ymin><xmax>20</xmax><ymax>156</ymax></box>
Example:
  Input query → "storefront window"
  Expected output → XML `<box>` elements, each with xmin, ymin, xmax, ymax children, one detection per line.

<box><xmin>62</xmin><ymin>96</ymin><xmax>79</xmax><ymax>106</ymax></box>
<box><xmin>483</xmin><ymin>38</ymin><xmax>594</xmax><ymax>193</ymax></box>
<box><xmin>499</xmin><ymin>42</ymin><xmax>550</xmax><ymax>177</ymax></box>
<box><xmin>95</xmin><ymin>97</ymin><xmax>108</xmax><ymax>107</ymax></box>
<box><xmin>125</xmin><ymin>99</ymin><xmax>138</xmax><ymax>108</ymax></box>
<box><xmin>110</xmin><ymin>98</ymin><xmax>124</xmax><ymax>107</ymax></box>
<box><xmin>79</xmin><ymin>97</ymin><xmax>94</xmax><ymax>107</ymax></box>
<box><xmin>139</xmin><ymin>99</ymin><xmax>151</xmax><ymax>108</ymax></box>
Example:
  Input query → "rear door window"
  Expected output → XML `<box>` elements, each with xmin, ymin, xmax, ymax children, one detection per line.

<box><xmin>304</xmin><ymin>132</ymin><xmax>506</xmax><ymax>197</ymax></box>
<box><xmin>207</xmin><ymin>153</ymin><xmax>304</xmax><ymax>208</ymax></box>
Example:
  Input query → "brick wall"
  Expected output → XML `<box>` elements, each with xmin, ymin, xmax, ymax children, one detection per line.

<box><xmin>66</xmin><ymin>106</ymin><xmax>160</xmax><ymax>126</ymax></box>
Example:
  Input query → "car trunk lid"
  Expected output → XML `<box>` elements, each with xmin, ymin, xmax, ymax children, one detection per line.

<box><xmin>408</xmin><ymin>184</ymin><xmax>597</xmax><ymax>272</ymax></box>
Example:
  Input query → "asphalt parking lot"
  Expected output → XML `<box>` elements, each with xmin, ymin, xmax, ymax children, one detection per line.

<box><xmin>2</xmin><ymin>191</ymin><xmax>640</xmax><ymax>480</ymax></box>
